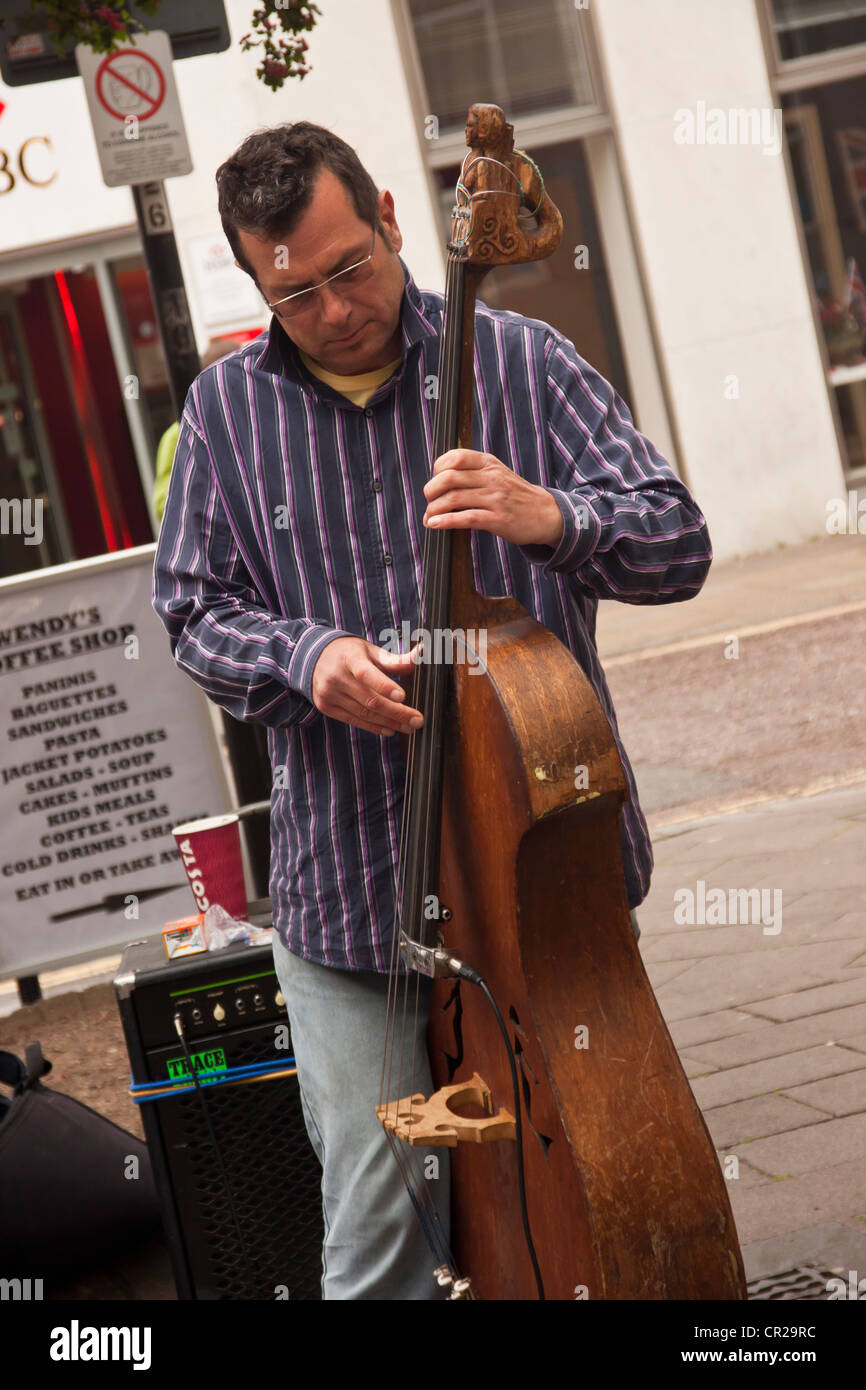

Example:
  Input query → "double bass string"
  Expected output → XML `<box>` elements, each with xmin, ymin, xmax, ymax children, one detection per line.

<box><xmin>387</xmin><ymin>181</ymin><xmax>540</xmax><ymax>1291</ymax></box>
<box><xmin>377</xmin><ymin>244</ymin><xmax>466</xmax><ymax>1284</ymax></box>
<box><xmin>381</xmin><ymin>180</ymin><xmax>534</xmax><ymax>1290</ymax></box>
<box><xmin>381</xmin><ymin>250</ymin><xmax>458</xmax><ymax>1098</ymax></box>
<box><xmin>382</xmin><ymin>184</ymin><xmax>477</xmax><ymax>1089</ymax></box>
<box><xmin>401</xmin><ymin>242</ymin><xmax>467</xmax><ymax>1276</ymax></box>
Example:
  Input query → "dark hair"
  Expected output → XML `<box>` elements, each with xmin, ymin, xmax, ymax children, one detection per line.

<box><xmin>216</xmin><ymin>122</ymin><xmax>383</xmax><ymax>283</ymax></box>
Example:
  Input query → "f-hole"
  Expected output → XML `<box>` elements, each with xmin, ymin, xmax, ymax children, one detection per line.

<box><xmin>510</xmin><ymin>1006</ymin><xmax>553</xmax><ymax>1162</ymax></box>
<box><xmin>440</xmin><ymin>980</ymin><xmax>464</xmax><ymax>1083</ymax></box>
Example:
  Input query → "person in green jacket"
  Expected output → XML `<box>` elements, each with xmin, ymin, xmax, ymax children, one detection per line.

<box><xmin>153</xmin><ymin>336</ymin><xmax>250</xmax><ymax>522</ymax></box>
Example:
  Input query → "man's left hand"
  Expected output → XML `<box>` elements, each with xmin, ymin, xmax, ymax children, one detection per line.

<box><xmin>422</xmin><ymin>450</ymin><xmax>563</xmax><ymax>548</ymax></box>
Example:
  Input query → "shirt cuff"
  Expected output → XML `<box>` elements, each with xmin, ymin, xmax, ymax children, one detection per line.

<box><xmin>286</xmin><ymin>624</ymin><xmax>355</xmax><ymax>709</ymax></box>
<box><xmin>519</xmin><ymin>488</ymin><xmax>601</xmax><ymax>575</ymax></box>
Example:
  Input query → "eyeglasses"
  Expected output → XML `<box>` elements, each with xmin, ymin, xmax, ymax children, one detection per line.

<box><xmin>266</xmin><ymin>228</ymin><xmax>377</xmax><ymax>320</ymax></box>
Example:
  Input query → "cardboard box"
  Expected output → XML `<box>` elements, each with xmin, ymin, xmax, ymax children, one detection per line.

<box><xmin>162</xmin><ymin>912</ymin><xmax>207</xmax><ymax>959</ymax></box>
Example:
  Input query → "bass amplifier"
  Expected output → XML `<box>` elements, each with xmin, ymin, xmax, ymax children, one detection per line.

<box><xmin>113</xmin><ymin>907</ymin><xmax>323</xmax><ymax>1300</ymax></box>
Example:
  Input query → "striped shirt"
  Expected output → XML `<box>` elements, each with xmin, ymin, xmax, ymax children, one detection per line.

<box><xmin>152</xmin><ymin>259</ymin><xmax>712</xmax><ymax>972</ymax></box>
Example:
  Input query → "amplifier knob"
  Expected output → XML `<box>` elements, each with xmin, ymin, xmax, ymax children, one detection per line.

<box><xmin>213</xmin><ymin>1003</ymin><xmax>226</xmax><ymax>1022</ymax></box>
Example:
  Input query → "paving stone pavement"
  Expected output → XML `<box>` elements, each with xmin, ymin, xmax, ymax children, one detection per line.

<box><xmin>7</xmin><ymin>535</ymin><xmax>863</xmax><ymax>1298</ymax></box>
<box><xmin>641</xmin><ymin>780</ymin><xmax>866</xmax><ymax>1268</ymax></box>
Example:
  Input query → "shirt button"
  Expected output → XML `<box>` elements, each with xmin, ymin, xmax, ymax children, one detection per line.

<box><xmin>383</xmin><ymin>554</ymin><xmax>393</xmax><ymax>566</ymax></box>
<box><xmin>372</xmin><ymin>480</ymin><xmax>382</xmax><ymax>492</ymax></box>
<box><xmin>365</xmin><ymin>408</ymin><xmax>374</xmax><ymax>418</ymax></box>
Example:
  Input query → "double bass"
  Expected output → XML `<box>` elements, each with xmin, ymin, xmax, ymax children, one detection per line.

<box><xmin>378</xmin><ymin>103</ymin><xmax>746</xmax><ymax>1302</ymax></box>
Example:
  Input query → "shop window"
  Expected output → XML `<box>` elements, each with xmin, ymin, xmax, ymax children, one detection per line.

<box><xmin>0</xmin><ymin>288</ymin><xmax>65</xmax><ymax>576</ymax></box>
<box><xmin>0</xmin><ymin>265</ymin><xmax>155</xmax><ymax>567</ymax></box>
<box><xmin>408</xmin><ymin>3</ymin><xmax>633</xmax><ymax>410</ymax></box>
<box><xmin>407</xmin><ymin>0</ymin><xmax>595</xmax><ymax>132</ymax></box>
<box><xmin>772</xmin><ymin>1</ymin><xmax>866</xmax><ymax>61</ymax></box>
<box><xmin>782</xmin><ymin>76</ymin><xmax>866</xmax><ymax>472</ymax></box>
<box><xmin>434</xmin><ymin>139</ymin><xmax>633</xmax><ymax>411</ymax></box>
<box><xmin>109</xmin><ymin>257</ymin><xmax>175</xmax><ymax>459</ymax></box>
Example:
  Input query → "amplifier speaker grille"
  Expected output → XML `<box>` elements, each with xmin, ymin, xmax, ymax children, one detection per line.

<box><xmin>170</xmin><ymin>1062</ymin><xmax>323</xmax><ymax>1300</ymax></box>
<box><xmin>115</xmin><ymin>936</ymin><xmax>324</xmax><ymax>1301</ymax></box>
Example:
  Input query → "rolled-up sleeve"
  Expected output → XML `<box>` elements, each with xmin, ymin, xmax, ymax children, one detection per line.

<box><xmin>520</xmin><ymin>334</ymin><xmax>713</xmax><ymax>604</ymax></box>
<box><xmin>152</xmin><ymin>404</ymin><xmax>351</xmax><ymax>727</ymax></box>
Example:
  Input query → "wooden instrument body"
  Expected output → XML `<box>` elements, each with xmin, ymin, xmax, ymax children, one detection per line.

<box><xmin>386</xmin><ymin>104</ymin><xmax>747</xmax><ymax>1299</ymax></box>
<box><xmin>429</xmin><ymin>573</ymin><xmax>746</xmax><ymax>1299</ymax></box>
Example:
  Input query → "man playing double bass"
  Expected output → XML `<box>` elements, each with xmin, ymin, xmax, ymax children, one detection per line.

<box><xmin>152</xmin><ymin>112</ymin><xmax>713</xmax><ymax>1300</ymax></box>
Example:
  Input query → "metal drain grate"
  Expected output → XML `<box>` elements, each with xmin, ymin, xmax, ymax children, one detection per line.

<box><xmin>747</xmin><ymin>1265</ymin><xmax>846</xmax><ymax>1300</ymax></box>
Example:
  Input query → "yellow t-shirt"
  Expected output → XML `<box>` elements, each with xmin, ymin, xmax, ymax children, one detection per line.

<box><xmin>153</xmin><ymin>419</ymin><xmax>180</xmax><ymax>523</ymax></box>
<box><xmin>299</xmin><ymin>350</ymin><xmax>402</xmax><ymax>407</ymax></box>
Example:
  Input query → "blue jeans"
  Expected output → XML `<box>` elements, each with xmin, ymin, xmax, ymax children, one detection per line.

<box><xmin>270</xmin><ymin>933</ymin><xmax>452</xmax><ymax>1300</ymax></box>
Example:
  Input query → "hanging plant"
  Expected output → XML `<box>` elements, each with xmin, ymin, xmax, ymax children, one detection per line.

<box><xmin>238</xmin><ymin>2</ymin><xmax>321</xmax><ymax>90</ymax></box>
<box><xmin>26</xmin><ymin>2</ymin><xmax>164</xmax><ymax>54</ymax></box>
<box><xmin>20</xmin><ymin>1</ymin><xmax>320</xmax><ymax>89</ymax></box>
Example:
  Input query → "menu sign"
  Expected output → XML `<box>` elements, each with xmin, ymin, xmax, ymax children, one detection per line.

<box><xmin>0</xmin><ymin>546</ymin><xmax>233</xmax><ymax>977</ymax></box>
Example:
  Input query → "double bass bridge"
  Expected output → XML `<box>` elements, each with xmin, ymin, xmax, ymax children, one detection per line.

<box><xmin>377</xmin><ymin>1072</ymin><xmax>516</xmax><ymax>1147</ymax></box>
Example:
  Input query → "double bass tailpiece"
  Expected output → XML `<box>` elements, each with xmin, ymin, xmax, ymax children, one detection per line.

<box><xmin>376</xmin><ymin>1071</ymin><xmax>516</xmax><ymax>1147</ymax></box>
<box><xmin>380</xmin><ymin>933</ymin><xmax>517</xmax><ymax>1147</ymax></box>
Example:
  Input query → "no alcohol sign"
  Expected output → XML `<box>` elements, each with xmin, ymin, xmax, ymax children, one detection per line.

<box><xmin>75</xmin><ymin>31</ymin><xmax>192</xmax><ymax>187</ymax></box>
<box><xmin>96</xmin><ymin>48</ymin><xmax>166</xmax><ymax>122</ymax></box>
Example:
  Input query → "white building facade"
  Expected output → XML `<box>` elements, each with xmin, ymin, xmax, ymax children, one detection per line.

<box><xmin>0</xmin><ymin>0</ymin><xmax>862</xmax><ymax>570</ymax></box>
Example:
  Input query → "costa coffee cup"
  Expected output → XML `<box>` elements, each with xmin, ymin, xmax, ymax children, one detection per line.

<box><xmin>172</xmin><ymin>813</ymin><xmax>247</xmax><ymax>921</ymax></box>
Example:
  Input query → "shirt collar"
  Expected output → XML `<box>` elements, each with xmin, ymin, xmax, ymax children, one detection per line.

<box><xmin>251</xmin><ymin>256</ymin><xmax>439</xmax><ymax>385</ymax></box>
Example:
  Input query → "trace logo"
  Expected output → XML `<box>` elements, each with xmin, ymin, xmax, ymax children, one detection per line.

<box><xmin>165</xmin><ymin>1048</ymin><xmax>227</xmax><ymax>1081</ymax></box>
<box><xmin>674</xmin><ymin>101</ymin><xmax>783</xmax><ymax>157</ymax></box>
<box><xmin>673</xmin><ymin>880</ymin><xmax>782</xmax><ymax>935</ymax></box>
<box><xmin>378</xmin><ymin>622</ymin><xmax>488</xmax><ymax>673</ymax></box>
<box><xmin>0</xmin><ymin>497</ymin><xmax>43</xmax><ymax>546</ymax></box>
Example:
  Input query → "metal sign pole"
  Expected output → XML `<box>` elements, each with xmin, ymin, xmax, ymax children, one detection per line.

<box><xmin>131</xmin><ymin>181</ymin><xmax>201</xmax><ymax>416</ymax></box>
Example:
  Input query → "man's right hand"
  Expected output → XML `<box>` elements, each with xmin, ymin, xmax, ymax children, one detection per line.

<box><xmin>311</xmin><ymin>637</ymin><xmax>424</xmax><ymax>737</ymax></box>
